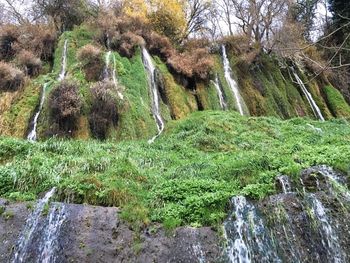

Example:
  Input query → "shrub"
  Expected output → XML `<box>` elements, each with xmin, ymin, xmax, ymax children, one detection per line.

<box><xmin>77</xmin><ymin>44</ymin><xmax>104</xmax><ymax>81</ymax></box>
<box><xmin>110</xmin><ymin>31</ymin><xmax>145</xmax><ymax>58</ymax></box>
<box><xmin>167</xmin><ymin>48</ymin><xmax>214</xmax><ymax>80</ymax></box>
<box><xmin>0</xmin><ymin>25</ymin><xmax>19</xmax><ymax>60</ymax></box>
<box><xmin>0</xmin><ymin>24</ymin><xmax>57</xmax><ymax>62</ymax></box>
<box><xmin>16</xmin><ymin>50</ymin><xmax>42</xmax><ymax>77</ymax></box>
<box><xmin>15</xmin><ymin>24</ymin><xmax>57</xmax><ymax>62</ymax></box>
<box><xmin>49</xmin><ymin>81</ymin><xmax>81</xmax><ymax>136</ymax></box>
<box><xmin>143</xmin><ymin>32</ymin><xmax>174</xmax><ymax>59</ymax></box>
<box><xmin>89</xmin><ymin>81</ymin><xmax>119</xmax><ymax>139</ymax></box>
<box><xmin>0</xmin><ymin>62</ymin><xmax>25</xmax><ymax>91</ymax></box>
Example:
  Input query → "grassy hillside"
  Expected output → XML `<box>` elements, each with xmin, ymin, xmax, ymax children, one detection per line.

<box><xmin>0</xmin><ymin>111</ymin><xmax>349</xmax><ymax>228</ymax></box>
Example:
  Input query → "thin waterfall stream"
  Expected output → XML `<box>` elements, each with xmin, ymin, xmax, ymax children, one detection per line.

<box><xmin>306</xmin><ymin>194</ymin><xmax>345</xmax><ymax>263</ymax></box>
<box><xmin>27</xmin><ymin>39</ymin><xmax>69</xmax><ymax>141</ymax></box>
<box><xmin>58</xmin><ymin>39</ymin><xmax>68</xmax><ymax>81</ymax></box>
<box><xmin>142</xmin><ymin>47</ymin><xmax>165</xmax><ymax>143</ymax></box>
<box><xmin>27</xmin><ymin>83</ymin><xmax>47</xmax><ymax>141</ymax></box>
<box><xmin>12</xmin><ymin>188</ymin><xmax>56</xmax><ymax>262</ymax></box>
<box><xmin>292</xmin><ymin>70</ymin><xmax>325</xmax><ymax>121</ymax></box>
<box><xmin>211</xmin><ymin>74</ymin><xmax>227</xmax><ymax>110</ymax></box>
<box><xmin>221</xmin><ymin>45</ymin><xmax>246</xmax><ymax>115</ymax></box>
<box><xmin>224</xmin><ymin>196</ymin><xmax>281</xmax><ymax>263</ymax></box>
<box><xmin>103</xmin><ymin>50</ymin><xmax>124</xmax><ymax>100</ymax></box>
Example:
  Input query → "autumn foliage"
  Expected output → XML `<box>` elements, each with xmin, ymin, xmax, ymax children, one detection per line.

<box><xmin>49</xmin><ymin>81</ymin><xmax>81</xmax><ymax>136</ymax></box>
<box><xmin>0</xmin><ymin>62</ymin><xmax>25</xmax><ymax>91</ymax></box>
<box><xmin>89</xmin><ymin>81</ymin><xmax>119</xmax><ymax>139</ymax></box>
<box><xmin>77</xmin><ymin>44</ymin><xmax>104</xmax><ymax>81</ymax></box>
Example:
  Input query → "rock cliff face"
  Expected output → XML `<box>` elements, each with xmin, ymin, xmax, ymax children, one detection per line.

<box><xmin>1</xmin><ymin>201</ymin><xmax>221</xmax><ymax>263</ymax></box>
<box><xmin>1</xmin><ymin>166</ymin><xmax>349</xmax><ymax>262</ymax></box>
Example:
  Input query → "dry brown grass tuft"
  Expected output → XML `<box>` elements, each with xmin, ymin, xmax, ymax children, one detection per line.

<box><xmin>0</xmin><ymin>62</ymin><xmax>25</xmax><ymax>91</ymax></box>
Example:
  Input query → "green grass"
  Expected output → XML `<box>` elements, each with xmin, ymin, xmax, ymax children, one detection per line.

<box><xmin>0</xmin><ymin>111</ymin><xmax>349</xmax><ymax>227</ymax></box>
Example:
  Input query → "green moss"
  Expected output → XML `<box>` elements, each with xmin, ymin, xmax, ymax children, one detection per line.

<box><xmin>2</xmin><ymin>81</ymin><xmax>41</xmax><ymax>138</ymax></box>
<box><xmin>154</xmin><ymin>56</ymin><xmax>197</xmax><ymax>119</ymax></box>
<box><xmin>113</xmin><ymin>50</ymin><xmax>158</xmax><ymax>140</ymax></box>
<box><xmin>324</xmin><ymin>85</ymin><xmax>350</xmax><ymax>117</ymax></box>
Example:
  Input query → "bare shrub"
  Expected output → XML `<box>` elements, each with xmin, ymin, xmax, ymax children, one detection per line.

<box><xmin>0</xmin><ymin>25</ymin><xmax>19</xmax><ymax>60</ymax></box>
<box><xmin>16</xmin><ymin>50</ymin><xmax>42</xmax><ymax>77</ymax></box>
<box><xmin>89</xmin><ymin>81</ymin><xmax>119</xmax><ymax>139</ymax></box>
<box><xmin>167</xmin><ymin>48</ymin><xmax>214</xmax><ymax>80</ymax></box>
<box><xmin>77</xmin><ymin>44</ymin><xmax>104</xmax><ymax>81</ymax></box>
<box><xmin>0</xmin><ymin>62</ymin><xmax>25</xmax><ymax>91</ymax></box>
<box><xmin>110</xmin><ymin>31</ymin><xmax>145</xmax><ymax>58</ymax></box>
<box><xmin>16</xmin><ymin>24</ymin><xmax>57</xmax><ymax>61</ymax></box>
<box><xmin>0</xmin><ymin>24</ymin><xmax>56</xmax><ymax>62</ymax></box>
<box><xmin>49</xmin><ymin>81</ymin><xmax>81</xmax><ymax>136</ymax></box>
<box><xmin>143</xmin><ymin>32</ymin><xmax>174</xmax><ymax>59</ymax></box>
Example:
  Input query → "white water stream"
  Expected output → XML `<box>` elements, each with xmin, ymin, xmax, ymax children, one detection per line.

<box><xmin>293</xmin><ymin>71</ymin><xmax>325</xmax><ymax>121</ymax></box>
<box><xmin>27</xmin><ymin>83</ymin><xmax>47</xmax><ymax>141</ymax></box>
<box><xmin>211</xmin><ymin>75</ymin><xmax>227</xmax><ymax>110</ymax></box>
<box><xmin>142</xmin><ymin>47</ymin><xmax>165</xmax><ymax>143</ymax></box>
<box><xmin>222</xmin><ymin>45</ymin><xmax>245</xmax><ymax>115</ymax></box>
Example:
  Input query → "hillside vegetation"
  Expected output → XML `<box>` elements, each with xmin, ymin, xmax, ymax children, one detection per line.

<box><xmin>1</xmin><ymin>111</ymin><xmax>349</xmax><ymax>228</ymax></box>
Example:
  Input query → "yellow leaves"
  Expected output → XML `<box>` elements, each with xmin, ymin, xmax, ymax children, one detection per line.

<box><xmin>148</xmin><ymin>0</ymin><xmax>187</xmax><ymax>42</ymax></box>
<box><xmin>122</xmin><ymin>0</ymin><xmax>149</xmax><ymax>21</ymax></box>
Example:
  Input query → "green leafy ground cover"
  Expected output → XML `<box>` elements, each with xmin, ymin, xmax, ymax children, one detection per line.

<box><xmin>1</xmin><ymin>105</ymin><xmax>350</xmax><ymax>228</ymax></box>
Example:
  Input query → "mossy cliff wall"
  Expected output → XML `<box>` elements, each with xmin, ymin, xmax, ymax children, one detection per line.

<box><xmin>0</xmin><ymin>25</ymin><xmax>349</xmax><ymax>141</ymax></box>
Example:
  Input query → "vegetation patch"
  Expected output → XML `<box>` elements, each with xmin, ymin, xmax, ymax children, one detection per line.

<box><xmin>0</xmin><ymin>111</ymin><xmax>349</xmax><ymax>227</ymax></box>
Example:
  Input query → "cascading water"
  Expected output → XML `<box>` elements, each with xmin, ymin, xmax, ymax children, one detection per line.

<box><xmin>276</xmin><ymin>175</ymin><xmax>292</xmax><ymax>194</ymax></box>
<box><xmin>13</xmin><ymin>188</ymin><xmax>56</xmax><ymax>262</ymax></box>
<box><xmin>27</xmin><ymin>83</ymin><xmax>47</xmax><ymax>141</ymax></box>
<box><xmin>58</xmin><ymin>40</ymin><xmax>68</xmax><ymax>81</ymax></box>
<box><xmin>211</xmin><ymin>75</ymin><xmax>227</xmax><ymax>110</ymax></box>
<box><xmin>103</xmin><ymin>50</ymin><xmax>124</xmax><ymax>100</ymax></box>
<box><xmin>292</xmin><ymin>70</ymin><xmax>325</xmax><ymax>121</ymax></box>
<box><xmin>112</xmin><ymin>54</ymin><xmax>124</xmax><ymax>100</ymax></box>
<box><xmin>27</xmin><ymin>39</ymin><xmax>69</xmax><ymax>141</ymax></box>
<box><xmin>103</xmin><ymin>51</ymin><xmax>112</xmax><ymax>80</ymax></box>
<box><xmin>37</xmin><ymin>203</ymin><xmax>66</xmax><ymax>263</ymax></box>
<box><xmin>224</xmin><ymin>196</ymin><xmax>281</xmax><ymax>263</ymax></box>
<box><xmin>142</xmin><ymin>47</ymin><xmax>165</xmax><ymax>143</ymax></box>
<box><xmin>221</xmin><ymin>45</ymin><xmax>246</xmax><ymax>115</ymax></box>
<box><xmin>306</xmin><ymin>194</ymin><xmax>345</xmax><ymax>263</ymax></box>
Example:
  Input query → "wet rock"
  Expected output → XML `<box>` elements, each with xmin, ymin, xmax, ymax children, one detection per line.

<box><xmin>3</xmin><ymin>202</ymin><xmax>220</xmax><ymax>263</ymax></box>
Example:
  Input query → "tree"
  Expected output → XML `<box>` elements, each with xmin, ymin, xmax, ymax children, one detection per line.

<box><xmin>183</xmin><ymin>0</ymin><xmax>212</xmax><ymax>39</ymax></box>
<box><xmin>292</xmin><ymin>0</ymin><xmax>320</xmax><ymax>40</ymax></box>
<box><xmin>148</xmin><ymin>0</ymin><xmax>187</xmax><ymax>43</ymax></box>
<box><xmin>33</xmin><ymin>0</ymin><xmax>90</xmax><ymax>32</ymax></box>
<box><xmin>122</xmin><ymin>0</ymin><xmax>148</xmax><ymax>21</ymax></box>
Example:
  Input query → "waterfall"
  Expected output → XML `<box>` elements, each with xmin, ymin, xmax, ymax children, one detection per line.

<box><xmin>112</xmin><ymin>54</ymin><xmax>124</xmax><ymax>100</ymax></box>
<box><xmin>142</xmin><ymin>47</ymin><xmax>165</xmax><ymax>143</ymax></box>
<box><xmin>276</xmin><ymin>175</ymin><xmax>292</xmax><ymax>194</ymax></box>
<box><xmin>13</xmin><ymin>188</ymin><xmax>56</xmax><ymax>262</ymax></box>
<box><xmin>292</xmin><ymin>71</ymin><xmax>324</xmax><ymax>121</ymax></box>
<box><xmin>306</xmin><ymin>194</ymin><xmax>345</xmax><ymax>263</ymax></box>
<box><xmin>224</xmin><ymin>196</ymin><xmax>281</xmax><ymax>263</ymax></box>
<box><xmin>103</xmin><ymin>51</ymin><xmax>112</xmax><ymax>80</ymax></box>
<box><xmin>58</xmin><ymin>39</ymin><xmax>68</xmax><ymax>81</ymax></box>
<box><xmin>27</xmin><ymin>83</ymin><xmax>47</xmax><ymax>141</ymax></box>
<box><xmin>37</xmin><ymin>204</ymin><xmax>66</xmax><ymax>263</ymax></box>
<box><xmin>103</xmin><ymin>51</ymin><xmax>124</xmax><ymax>100</ymax></box>
<box><xmin>211</xmin><ymin>75</ymin><xmax>227</xmax><ymax>110</ymax></box>
<box><xmin>221</xmin><ymin>45</ymin><xmax>245</xmax><ymax>116</ymax></box>
<box><xmin>27</xmin><ymin>39</ymin><xmax>69</xmax><ymax>141</ymax></box>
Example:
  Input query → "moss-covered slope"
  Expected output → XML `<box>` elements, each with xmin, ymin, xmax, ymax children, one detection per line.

<box><xmin>1</xmin><ymin>25</ymin><xmax>350</xmax><ymax>141</ymax></box>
